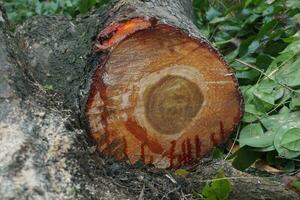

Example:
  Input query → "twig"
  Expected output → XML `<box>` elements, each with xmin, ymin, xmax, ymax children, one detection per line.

<box><xmin>235</xmin><ymin>59</ymin><xmax>299</xmax><ymax>94</ymax></box>
<box><xmin>165</xmin><ymin>174</ymin><xmax>177</xmax><ymax>184</ymax></box>
<box><xmin>276</xmin><ymin>156</ymin><xmax>300</xmax><ymax>162</ymax></box>
<box><xmin>266</xmin><ymin>54</ymin><xmax>295</xmax><ymax>78</ymax></box>
<box><xmin>160</xmin><ymin>186</ymin><xmax>181</xmax><ymax>200</ymax></box>
<box><xmin>180</xmin><ymin>190</ymin><xmax>191</xmax><ymax>200</ymax></box>
<box><xmin>196</xmin><ymin>176</ymin><xmax>277</xmax><ymax>183</ymax></box>
<box><xmin>267</xmin><ymin>99</ymin><xmax>291</xmax><ymax>115</ymax></box>
<box><xmin>138</xmin><ymin>184</ymin><xmax>145</xmax><ymax>200</ymax></box>
<box><xmin>224</xmin><ymin>124</ymin><xmax>241</xmax><ymax>160</ymax></box>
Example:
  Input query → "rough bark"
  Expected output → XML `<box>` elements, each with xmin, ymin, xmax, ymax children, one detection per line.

<box><xmin>0</xmin><ymin>0</ymin><xmax>298</xmax><ymax>199</ymax></box>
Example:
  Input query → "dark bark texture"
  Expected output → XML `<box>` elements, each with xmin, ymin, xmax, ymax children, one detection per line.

<box><xmin>0</xmin><ymin>0</ymin><xmax>298</xmax><ymax>199</ymax></box>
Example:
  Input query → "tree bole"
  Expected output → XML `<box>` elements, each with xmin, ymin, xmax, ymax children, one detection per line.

<box><xmin>84</xmin><ymin>0</ymin><xmax>243</xmax><ymax>168</ymax></box>
<box><xmin>13</xmin><ymin>0</ymin><xmax>243</xmax><ymax>168</ymax></box>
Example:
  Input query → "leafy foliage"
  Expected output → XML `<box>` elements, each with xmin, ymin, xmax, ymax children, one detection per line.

<box><xmin>3</xmin><ymin>0</ymin><xmax>109</xmax><ymax>25</ymax></box>
<box><xmin>194</xmin><ymin>0</ymin><xmax>300</xmax><ymax>171</ymax></box>
<box><xmin>194</xmin><ymin>169</ymin><xmax>232</xmax><ymax>200</ymax></box>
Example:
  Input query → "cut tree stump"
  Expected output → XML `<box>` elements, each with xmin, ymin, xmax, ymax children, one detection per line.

<box><xmin>84</xmin><ymin>0</ymin><xmax>243</xmax><ymax>168</ymax></box>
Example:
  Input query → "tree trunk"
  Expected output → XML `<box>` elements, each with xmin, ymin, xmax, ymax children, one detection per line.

<box><xmin>0</xmin><ymin>0</ymin><xmax>298</xmax><ymax>199</ymax></box>
<box><xmin>84</xmin><ymin>0</ymin><xmax>243</xmax><ymax>168</ymax></box>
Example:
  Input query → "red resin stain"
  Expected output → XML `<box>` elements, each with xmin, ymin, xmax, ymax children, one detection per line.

<box><xmin>96</xmin><ymin>18</ymin><xmax>152</xmax><ymax>51</ymax></box>
<box><xmin>181</xmin><ymin>140</ymin><xmax>187</xmax><ymax>164</ymax></box>
<box><xmin>149</xmin><ymin>155</ymin><xmax>154</xmax><ymax>164</ymax></box>
<box><xmin>123</xmin><ymin>137</ymin><xmax>128</xmax><ymax>159</ymax></box>
<box><xmin>169</xmin><ymin>140</ymin><xmax>176</xmax><ymax>168</ymax></box>
<box><xmin>177</xmin><ymin>155</ymin><xmax>182</xmax><ymax>166</ymax></box>
<box><xmin>210</xmin><ymin>132</ymin><xmax>218</xmax><ymax>146</ymax></box>
<box><xmin>187</xmin><ymin>138</ymin><xmax>192</xmax><ymax>163</ymax></box>
<box><xmin>141</xmin><ymin>143</ymin><xmax>145</xmax><ymax>163</ymax></box>
<box><xmin>125</xmin><ymin>118</ymin><xmax>163</xmax><ymax>154</ymax></box>
<box><xmin>220</xmin><ymin>121</ymin><xmax>225</xmax><ymax>141</ymax></box>
<box><xmin>195</xmin><ymin>135</ymin><xmax>201</xmax><ymax>157</ymax></box>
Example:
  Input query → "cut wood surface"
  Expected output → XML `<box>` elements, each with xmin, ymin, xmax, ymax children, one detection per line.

<box><xmin>85</xmin><ymin>0</ymin><xmax>243</xmax><ymax>168</ymax></box>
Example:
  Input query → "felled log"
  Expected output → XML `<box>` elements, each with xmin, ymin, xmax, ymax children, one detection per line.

<box><xmin>13</xmin><ymin>0</ymin><xmax>243</xmax><ymax>169</ymax></box>
<box><xmin>0</xmin><ymin>0</ymin><xmax>298</xmax><ymax>199</ymax></box>
<box><xmin>84</xmin><ymin>0</ymin><xmax>243</xmax><ymax>168</ymax></box>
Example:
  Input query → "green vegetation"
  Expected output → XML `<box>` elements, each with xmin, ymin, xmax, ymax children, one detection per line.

<box><xmin>193</xmin><ymin>0</ymin><xmax>300</xmax><ymax>173</ymax></box>
<box><xmin>3</xmin><ymin>0</ymin><xmax>109</xmax><ymax>24</ymax></box>
<box><xmin>193</xmin><ymin>169</ymin><xmax>232</xmax><ymax>200</ymax></box>
<box><xmin>3</xmin><ymin>0</ymin><xmax>300</xmax><ymax>180</ymax></box>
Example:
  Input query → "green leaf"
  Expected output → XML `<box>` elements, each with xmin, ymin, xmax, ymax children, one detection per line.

<box><xmin>250</xmin><ymin>80</ymin><xmax>286</xmax><ymax>113</ymax></box>
<box><xmin>248</xmin><ymin>40</ymin><xmax>260</xmax><ymax>54</ymax></box>
<box><xmin>263</xmin><ymin>40</ymin><xmax>287</xmax><ymax>56</ymax></box>
<box><xmin>206</xmin><ymin>7</ymin><xmax>221</xmax><ymax>21</ymax></box>
<box><xmin>239</xmin><ymin>123</ymin><xmax>264</xmax><ymax>147</ymax></box>
<box><xmin>274</xmin><ymin>127</ymin><xmax>300</xmax><ymax>159</ymax></box>
<box><xmin>281</xmin><ymin>128</ymin><xmax>300</xmax><ymax>151</ymax></box>
<box><xmin>244</xmin><ymin>14</ymin><xmax>260</xmax><ymax>24</ymax></box>
<box><xmin>239</xmin><ymin>35</ymin><xmax>256</xmax><ymax>57</ymax></box>
<box><xmin>292</xmin><ymin>14</ymin><xmax>300</xmax><ymax>25</ymax></box>
<box><xmin>232</xmin><ymin>146</ymin><xmax>262</xmax><ymax>170</ymax></box>
<box><xmin>210</xmin><ymin>16</ymin><xmax>228</xmax><ymax>24</ymax></box>
<box><xmin>290</xmin><ymin>92</ymin><xmax>300</xmax><ymax>110</ymax></box>
<box><xmin>261</xmin><ymin>112</ymin><xmax>300</xmax><ymax>131</ymax></box>
<box><xmin>252</xmin><ymin>145</ymin><xmax>276</xmax><ymax>152</ymax></box>
<box><xmin>202</xmin><ymin>170</ymin><xmax>232</xmax><ymax>200</ymax></box>
<box><xmin>202</xmin><ymin>184</ymin><xmax>218</xmax><ymax>200</ymax></box>
<box><xmin>256</xmin><ymin>54</ymin><xmax>273</xmax><ymax>70</ymax></box>
<box><xmin>241</xmin><ymin>86</ymin><xmax>255</xmax><ymax>102</ymax></box>
<box><xmin>287</xmin><ymin>0</ymin><xmax>300</xmax><ymax>10</ymax></box>
<box><xmin>263</xmin><ymin>112</ymin><xmax>300</xmax><ymax>159</ymax></box>
<box><xmin>245</xmin><ymin>0</ymin><xmax>253</xmax><ymax>7</ymax></box>
<box><xmin>282</xmin><ymin>40</ymin><xmax>300</xmax><ymax>54</ymax></box>
<box><xmin>256</xmin><ymin>20</ymin><xmax>277</xmax><ymax>40</ymax></box>
<box><xmin>257</xmin><ymin>79</ymin><xmax>277</xmax><ymax>94</ymax></box>
<box><xmin>253</xmin><ymin>90</ymin><xmax>275</xmax><ymax>105</ymax></box>
<box><xmin>79</xmin><ymin>0</ymin><xmax>95</xmax><ymax>13</ymax></box>
<box><xmin>175</xmin><ymin>169</ymin><xmax>189</xmax><ymax>176</ymax></box>
<box><xmin>276</xmin><ymin>59</ymin><xmax>300</xmax><ymax>87</ymax></box>
<box><xmin>235</xmin><ymin>70</ymin><xmax>260</xmax><ymax>81</ymax></box>
<box><xmin>243</xmin><ymin>103</ymin><xmax>265</xmax><ymax>123</ymax></box>
<box><xmin>279</xmin><ymin>106</ymin><xmax>290</xmax><ymax>114</ymax></box>
<box><xmin>292</xmin><ymin>181</ymin><xmax>300</xmax><ymax>193</ymax></box>
<box><xmin>267</xmin><ymin>51</ymin><xmax>295</xmax><ymax>74</ymax></box>
<box><xmin>225</xmin><ymin>49</ymin><xmax>239</xmax><ymax>63</ymax></box>
<box><xmin>211</xmin><ymin>170</ymin><xmax>232</xmax><ymax>200</ymax></box>
<box><xmin>44</xmin><ymin>84</ymin><xmax>54</xmax><ymax>91</ymax></box>
<box><xmin>240</xmin><ymin>131</ymin><xmax>275</xmax><ymax>148</ymax></box>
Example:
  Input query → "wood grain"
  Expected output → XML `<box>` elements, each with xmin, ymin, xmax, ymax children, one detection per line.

<box><xmin>85</xmin><ymin>22</ymin><xmax>242</xmax><ymax>168</ymax></box>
